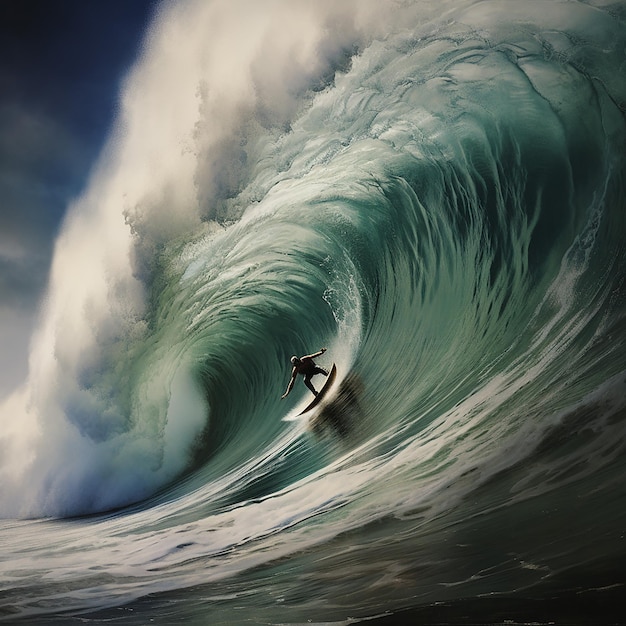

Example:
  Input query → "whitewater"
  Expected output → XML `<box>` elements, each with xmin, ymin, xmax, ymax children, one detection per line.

<box><xmin>1</xmin><ymin>0</ymin><xmax>625</xmax><ymax>623</ymax></box>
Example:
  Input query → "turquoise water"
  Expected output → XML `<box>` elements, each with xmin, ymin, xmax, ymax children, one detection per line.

<box><xmin>1</xmin><ymin>0</ymin><xmax>625</xmax><ymax>623</ymax></box>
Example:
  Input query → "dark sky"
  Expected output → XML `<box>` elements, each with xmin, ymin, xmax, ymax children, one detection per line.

<box><xmin>0</xmin><ymin>0</ymin><xmax>157</xmax><ymax>394</ymax></box>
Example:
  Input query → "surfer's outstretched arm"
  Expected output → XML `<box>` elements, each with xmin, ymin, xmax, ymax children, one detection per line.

<box><xmin>302</xmin><ymin>347</ymin><xmax>327</xmax><ymax>360</ymax></box>
<box><xmin>281</xmin><ymin>368</ymin><xmax>297</xmax><ymax>399</ymax></box>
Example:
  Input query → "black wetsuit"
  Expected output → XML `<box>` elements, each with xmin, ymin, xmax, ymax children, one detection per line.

<box><xmin>295</xmin><ymin>357</ymin><xmax>328</xmax><ymax>395</ymax></box>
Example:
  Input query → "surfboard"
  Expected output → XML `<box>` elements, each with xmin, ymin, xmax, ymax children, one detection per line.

<box><xmin>296</xmin><ymin>363</ymin><xmax>337</xmax><ymax>416</ymax></box>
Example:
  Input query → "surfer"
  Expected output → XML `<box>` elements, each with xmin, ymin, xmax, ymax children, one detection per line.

<box><xmin>281</xmin><ymin>348</ymin><xmax>328</xmax><ymax>398</ymax></box>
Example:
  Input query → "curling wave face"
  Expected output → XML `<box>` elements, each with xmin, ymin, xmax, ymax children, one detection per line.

<box><xmin>1</xmin><ymin>0</ymin><xmax>625</xmax><ymax>623</ymax></box>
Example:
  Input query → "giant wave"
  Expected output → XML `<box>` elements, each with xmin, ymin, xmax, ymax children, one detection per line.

<box><xmin>1</xmin><ymin>0</ymin><xmax>625</xmax><ymax>623</ymax></box>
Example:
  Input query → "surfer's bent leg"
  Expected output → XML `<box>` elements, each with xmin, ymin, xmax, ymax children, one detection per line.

<box><xmin>304</xmin><ymin>376</ymin><xmax>318</xmax><ymax>396</ymax></box>
<box><xmin>314</xmin><ymin>366</ymin><xmax>328</xmax><ymax>377</ymax></box>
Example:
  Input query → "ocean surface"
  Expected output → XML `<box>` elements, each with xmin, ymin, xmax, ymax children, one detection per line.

<box><xmin>1</xmin><ymin>0</ymin><xmax>625</xmax><ymax>623</ymax></box>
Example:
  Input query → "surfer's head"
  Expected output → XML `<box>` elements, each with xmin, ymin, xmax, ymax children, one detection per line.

<box><xmin>290</xmin><ymin>356</ymin><xmax>299</xmax><ymax>365</ymax></box>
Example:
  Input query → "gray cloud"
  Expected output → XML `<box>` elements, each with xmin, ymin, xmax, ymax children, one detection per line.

<box><xmin>0</xmin><ymin>0</ymin><xmax>155</xmax><ymax>398</ymax></box>
<box><xmin>0</xmin><ymin>103</ymin><xmax>85</xmax><ymax>396</ymax></box>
